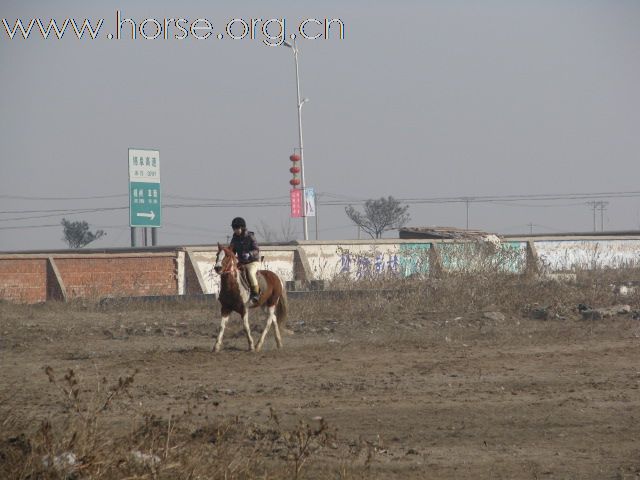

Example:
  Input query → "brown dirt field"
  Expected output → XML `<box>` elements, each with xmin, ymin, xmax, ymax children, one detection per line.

<box><xmin>1</xmin><ymin>295</ymin><xmax>640</xmax><ymax>479</ymax></box>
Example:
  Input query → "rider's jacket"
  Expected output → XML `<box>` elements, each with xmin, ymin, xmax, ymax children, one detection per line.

<box><xmin>230</xmin><ymin>231</ymin><xmax>260</xmax><ymax>264</ymax></box>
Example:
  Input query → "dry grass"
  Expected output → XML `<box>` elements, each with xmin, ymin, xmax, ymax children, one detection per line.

<box><xmin>1</xmin><ymin>265</ymin><xmax>639</xmax><ymax>479</ymax></box>
<box><xmin>0</xmin><ymin>366</ymin><xmax>355</xmax><ymax>480</ymax></box>
<box><xmin>306</xmin><ymin>268</ymin><xmax>639</xmax><ymax>323</ymax></box>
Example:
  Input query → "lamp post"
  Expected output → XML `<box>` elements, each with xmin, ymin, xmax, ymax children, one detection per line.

<box><xmin>283</xmin><ymin>38</ymin><xmax>309</xmax><ymax>241</ymax></box>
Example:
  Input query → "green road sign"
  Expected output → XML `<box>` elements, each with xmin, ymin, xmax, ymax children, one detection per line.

<box><xmin>129</xmin><ymin>182</ymin><xmax>161</xmax><ymax>227</ymax></box>
<box><xmin>128</xmin><ymin>149</ymin><xmax>161</xmax><ymax>228</ymax></box>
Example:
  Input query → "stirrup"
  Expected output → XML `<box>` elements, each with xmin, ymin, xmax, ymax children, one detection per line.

<box><xmin>249</xmin><ymin>293</ymin><xmax>259</xmax><ymax>306</ymax></box>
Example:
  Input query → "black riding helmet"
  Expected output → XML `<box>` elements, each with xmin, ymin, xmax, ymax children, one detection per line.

<box><xmin>231</xmin><ymin>217</ymin><xmax>246</xmax><ymax>229</ymax></box>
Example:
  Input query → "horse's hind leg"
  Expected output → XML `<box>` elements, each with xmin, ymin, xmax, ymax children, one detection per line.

<box><xmin>242</xmin><ymin>311</ymin><xmax>255</xmax><ymax>351</ymax></box>
<box><xmin>256</xmin><ymin>306</ymin><xmax>281</xmax><ymax>351</ymax></box>
<box><xmin>272</xmin><ymin>308</ymin><xmax>283</xmax><ymax>349</ymax></box>
<box><xmin>213</xmin><ymin>314</ymin><xmax>229</xmax><ymax>352</ymax></box>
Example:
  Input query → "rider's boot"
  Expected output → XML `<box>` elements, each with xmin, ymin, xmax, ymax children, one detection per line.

<box><xmin>249</xmin><ymin>286</ymin><xmax>260</xmax><ymax>306</ymax></box>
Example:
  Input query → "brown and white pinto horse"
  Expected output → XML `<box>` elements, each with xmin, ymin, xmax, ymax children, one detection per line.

<box><xmin>212</xmin><ymin>243</ymin><xmax>288</xmax><ymax>352</ymax></box>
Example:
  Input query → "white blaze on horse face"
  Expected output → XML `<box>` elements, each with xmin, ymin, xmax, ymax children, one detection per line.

<box><xmin>215</xmin><ymin>249</ymin><xmax>225</xmax><ymax>271</ymax></box>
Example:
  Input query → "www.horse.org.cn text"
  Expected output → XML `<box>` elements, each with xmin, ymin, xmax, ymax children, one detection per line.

<box><xmin>2</xmin><ymin>12</ymin><xmax>346</xmax><ymax>46</ymax></box>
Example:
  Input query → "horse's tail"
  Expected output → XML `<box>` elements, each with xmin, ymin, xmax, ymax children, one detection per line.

<box><xmin>276</xmin><ymin>281</ymin><xmax>288</xmax><ymax>329</ymax></box>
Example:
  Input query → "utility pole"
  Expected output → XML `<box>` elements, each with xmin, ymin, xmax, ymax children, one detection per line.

<box><xmin>587</xmin><ymin>201</ymin><xmax>597</xmax><ymax>232</ymax></box>
<box><xmin>464</xmin><ymin>197</ymin><xmax>473</xmax><ymax>230</ymax></box>
<box><xmin>599</xmin><ymin>201</ymin><xmax>608</xmax><ymax>232</ymax></box>
<box><xmin>587</xmin><ymin>201</ymin><xmax>608</xmax><ymax>232</ymax></box>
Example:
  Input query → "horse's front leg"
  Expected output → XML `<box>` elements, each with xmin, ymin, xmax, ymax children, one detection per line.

<box><xmin>242</xmin><ymin>308</ymin><xmax>255</xmax><ymax>352</ymax></box>
<box><xmin>213</xmin><ymin>313</ymin><xmax>229</xmax><ymax>353</ymax></box>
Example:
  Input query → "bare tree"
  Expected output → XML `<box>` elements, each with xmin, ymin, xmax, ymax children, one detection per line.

<box><xmin>255</xmin><ymin>219</ymin><xmax>298</xmax><ymax>243</ymax></box>
<box><xmin>61</xmin><ymin>218</ymin><xmax>106</xmax><ymax>248</ymax></box>
<box><xmin>256</xmin><ymin>220</ymin><xmax>276</xmax><ymax>243</ymax></box>
<box><xmin>278</xmin><ymin>218</ymin><xmax>297</xmax><ymax>242</ymax></box>
<box><xmin>345</xmin><ymin>196</ymin><xmax>410</xmax><ymax>239</ymax></box>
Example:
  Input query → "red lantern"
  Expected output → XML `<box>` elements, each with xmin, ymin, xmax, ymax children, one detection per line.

<box><xmin>289</xmin><ymin>153</ymin><xmax>301</xmax><ymax>188</ymax></box>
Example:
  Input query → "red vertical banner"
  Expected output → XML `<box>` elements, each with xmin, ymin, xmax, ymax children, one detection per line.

<box><xmin>290</xmin><ymin>189</ymin><xmax>303</xmax><ymax>218</ymax></box>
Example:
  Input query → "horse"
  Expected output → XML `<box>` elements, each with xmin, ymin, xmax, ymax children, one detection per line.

<box><xmin>212</xmin><ymin>243</ymin><xmax>288</xmax><ymax>352</ymax></box>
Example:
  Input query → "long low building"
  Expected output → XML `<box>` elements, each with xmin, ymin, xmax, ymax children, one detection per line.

<box><xmin>1</xmin><ymin>232</ymin><xmax>640</xmax><ymax>303</ymax></box>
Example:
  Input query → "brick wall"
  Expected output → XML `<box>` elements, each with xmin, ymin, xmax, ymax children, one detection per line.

<box><xmin>0</xmin><ymin>258</ymin><xmax>48</xmax><ymax>303</ymax></box>
<box><xmin>54</xmin><ymin>255</ymin><xmax>178</xmax><ymax>300</ymax></box>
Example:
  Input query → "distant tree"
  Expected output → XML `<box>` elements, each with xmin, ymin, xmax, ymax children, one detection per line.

<box><xmin>345</xmin><ymin>196</ymin><xmax>410</xmax><ymax>239</ymax></box>
<box><xmin>256</xmin><ymin>219</ymin><xmax>297</xmax><ymax>243</ymax></box>
<box><xmin>277</xmin><ymin>218</ymin><xmax>297</xmax><ymax>242</ymax></box>
<box><xmin>255</xmin><ymin>220</ymin><xmax>276</xmax><ymax>242</ymax></box>
<box><xmin>61</xmin><ymin>218</ymin><xmax>106</xmax><ymax>248</ymax></box>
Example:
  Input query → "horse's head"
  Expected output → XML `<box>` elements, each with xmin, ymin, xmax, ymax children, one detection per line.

<box><xmin>214</xmin><ymin>243</ymin><xmax>237</xmax><ymax>275</ymax></box>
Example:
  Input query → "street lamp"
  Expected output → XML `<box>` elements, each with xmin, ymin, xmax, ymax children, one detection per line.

<box><xmin>283</xmin><ymin>38</ymin><xmax>309</xmax><ymax>241</ymax></box>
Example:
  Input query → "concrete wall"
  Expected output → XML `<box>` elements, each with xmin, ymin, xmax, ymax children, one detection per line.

<box><xmin>533</xmin><ymin>239</ymin><xmax>640</xmax><ymax>271</ymax></box>
<box><xmin>298</xmin><ymin>240</ymin><xmax>529</xmax><ymax>280</ymax></box>
<box><xmin>187</xmin><ymin>247</ymin><xmax>296</xmax><ymax>295</ymax></box>
<box><xmin>302</xmin><ymin>242</ymin><xmax>432</xmax><ymax>280</ymax></box>
<box><xmin>1</xmin><ymin>235</ymin><xmax>639</xmax><ymax>303</ymax></box>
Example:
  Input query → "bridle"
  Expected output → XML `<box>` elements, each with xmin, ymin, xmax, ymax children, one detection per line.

<box><xmin>215</xmin><ymin>247</ymin><xmax>238</xmax><ymax>276</ymax></box>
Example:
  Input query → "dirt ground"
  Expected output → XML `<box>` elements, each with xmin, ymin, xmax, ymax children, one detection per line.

<box><xmin>1</xmin><ymin>295</ymin><xmax>640</xmax><ymax>479</ymax></box>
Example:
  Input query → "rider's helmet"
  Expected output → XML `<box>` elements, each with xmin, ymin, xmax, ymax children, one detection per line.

<box><xmin>231</xmin><ymin>217</ymin><xmax>246</xmax><ymax>229</ymax></box>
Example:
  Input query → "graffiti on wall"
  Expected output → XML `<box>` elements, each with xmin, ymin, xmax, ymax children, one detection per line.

<box><xmin>338</xmin><ymin>249</ymin><xmax>400</xmax><ymax>279</ymax></box>
<box><xmin>334</xmin><ymin>241</ymin><xmax>528</xmax><ymax>278</ymax></box>
<box><xmin>336</xmin><ymin>244</ymin><xmax>430</xmax><ymax>279</ymax></box>
<box><xmin>438</xmin><ymin>241</ymin><xmax>527</xmax><ymax>273</ymax></box>
<box><xmin>398</xmin><ymin>244</ymin><xmax>431</xmax><ymax>276</ymax></box>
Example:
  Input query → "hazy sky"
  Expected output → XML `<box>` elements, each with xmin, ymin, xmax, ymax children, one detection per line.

<box><xmin>2</xmin><ymin>0</ymin><xmax>640</xmax><ymax>251</ymax></box>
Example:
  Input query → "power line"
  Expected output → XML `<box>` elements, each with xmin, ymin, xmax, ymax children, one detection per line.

<box><xmin>489</xmin><ymin>201</ymin><xmax>589</xmax><ymax>208</ymax></box>
<box><xmin>0</xmin><ymin>223</ymin><xmax>61</xmax><ymax>230</ymax></box>
<box><xmin>4</xmin><ymin>189</ymin><xmax>640</xmax><ymax>212</ymax></box>
<box><xmin>0</xmin><ymin>206</ymin><xmax>128</xmax><ymax>222</ymax></box>
<box><xmin>165</xmin><ymin>194</ymin><xmax>289</xmax><ymax>202</ymax></box>
<box><xmin>0</xmin><ymin>207</ymin><xmax>125</xmax><ymax>214</ymax></box>
<box><xmin>2</xmin><ymin>189</ymin><xmax>640</xmax><ymax>232</ymax></box>
<box><xmin>0</xmin><ymin>194</ymin><xmax>126</xmax><ymax>200</ymax></box>
<box><xmin>163</xmin><ymin>222</ymin><xmax>229</xmax><ymax>235</ymax></box>
<box><xmin>396</xmin><ymin>190</ymin><xmax>640</xmax><ymax>205</ymax></box>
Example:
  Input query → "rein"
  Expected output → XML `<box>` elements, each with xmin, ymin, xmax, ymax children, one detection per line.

<box><xmin>217</xmin><ymin>248</ymin><xmax>240</xmax><ymax>276</ymax></box>
<box><xmin>217</xmin><ymin>250</ymin><xmax>251</xmax><ymax>298</ymax></box>
<box><xmin>219</xmin><ymin>261</ymin><xmax>237</xmax><ymax>275</ymax></box>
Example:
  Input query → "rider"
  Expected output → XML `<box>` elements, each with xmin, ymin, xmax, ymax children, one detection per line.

<box><xmin>229</xmin><ymin>217</ymin><xmax>260</xmax><ymax>306</ymax></box>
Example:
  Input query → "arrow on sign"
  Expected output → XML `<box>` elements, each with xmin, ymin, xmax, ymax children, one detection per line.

<box><xmin>136</xmin><ymin>211</ymin><xmax>156</xmax><ymax>220</ymax></box>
